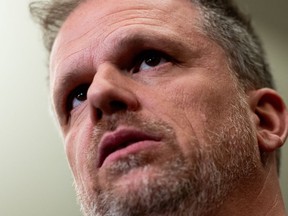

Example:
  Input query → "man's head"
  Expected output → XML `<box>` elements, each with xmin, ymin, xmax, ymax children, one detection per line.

<box><xmin>30</xmin><ymin>0</ymin><xmax>288</xmax><ymax>215</ymax></box>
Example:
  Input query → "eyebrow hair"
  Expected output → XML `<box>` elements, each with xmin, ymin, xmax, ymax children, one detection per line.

<box><xmin>52</xmin><ymin>71</ymin><xmax>79</xmax><ymax>121</ymax></box>
<box><xmin>110</xmin><ymin>31</ymin><xmax>192</xmax><ymax>61</ymax></box>
<box><xmin>52</xmin><ymin>49</ymin><xmax>95</xmax><ymax>109</ymax></box>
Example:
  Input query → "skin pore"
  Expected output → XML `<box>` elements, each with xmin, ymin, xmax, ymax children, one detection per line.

<box><xmin>50</xmin><ymin>0</ymin><xmax>287</xmax><ymax>215</ymax></box>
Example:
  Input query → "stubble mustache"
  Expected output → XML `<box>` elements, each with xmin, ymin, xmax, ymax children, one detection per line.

<box><xmin>85</xmin><ymin>111</ymin><xmax>177</xmax><ymax>176</ymax></box>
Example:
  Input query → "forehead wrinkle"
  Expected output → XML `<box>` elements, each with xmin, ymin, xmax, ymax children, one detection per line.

<box><xmin>61</xmin><ymin>3</ymin><xmax>158</xmax><ymax>44</ymax></box>
<box><xmin>97</xmin><ymin>18</ymin><xmax>167</xmax><ymax>45</ymax></box>
<box><xmin>58</xmin><ymin>0</ymin><xmax>193</xmax><ymax>54</ymax></box>
<box><xmin>85</xmin><ymin>12</ymin><xmax>169</xmax><ymax>54</ymax></box>
<box><xmin>52</xmin><ymin>0</ymin><xmax>202</xmax><ymax>72</ymax></box>
<box><xmin>108</xmin><ymin>31</ymin><xmax>192</xmax><ymax>60</ymax></box>
<box><xmin>52</xmin><ymin>47</ymin><xmax>89</xmax><ymax>75</ymax></box>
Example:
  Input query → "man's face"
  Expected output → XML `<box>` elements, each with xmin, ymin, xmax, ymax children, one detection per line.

<box><xmin>50</xmin><ymin>0</ymin><xmax>261</xmax><ymax>215</ymax></box>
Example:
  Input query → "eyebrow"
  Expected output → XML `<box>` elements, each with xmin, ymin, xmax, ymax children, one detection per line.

<box><xmin>52</xmin><ymin>50</ymin><xmax>95</xmax><ymax>108</ymax></box>
<box><xmin>52</xmin><ymin>71</ymin><xmax>80</xmax><ymax>122</ymax></box>
<box><xmin>111</xmin><ymin>31</ymin><xmax>192</xmax><ymax>61</ymax></box>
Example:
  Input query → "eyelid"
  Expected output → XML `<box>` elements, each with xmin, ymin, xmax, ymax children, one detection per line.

<box><xmin>130</xmin><ymin>50</ymin><xmax>173</xmax><ymax>73</ymax></box>
<box><xmin>66</xmin><ymin>84</ymin><xmax>90</xmax><ymax>113</ymax></box>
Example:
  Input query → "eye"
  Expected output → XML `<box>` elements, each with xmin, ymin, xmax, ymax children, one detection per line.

<box><xmin>67</xmin><ymin>84</ymin><xmax>89</xmax><ymax>111</ymax></box>
<box><xmin>131</xmin><ymin>50</ymin><xmax>169</xmax><ymax>73</ymax></box>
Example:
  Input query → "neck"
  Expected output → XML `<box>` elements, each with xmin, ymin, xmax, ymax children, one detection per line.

<box><xmin>217</xmin><ymin>158</ymin><xmax>286</xmax><ymax>216</ymax></box>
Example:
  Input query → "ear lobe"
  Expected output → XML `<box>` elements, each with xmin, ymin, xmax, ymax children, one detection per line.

<box><xmin>248</xmin><ymin>88</ymin><xmax>288</xmax><ymax>152</ymax></box>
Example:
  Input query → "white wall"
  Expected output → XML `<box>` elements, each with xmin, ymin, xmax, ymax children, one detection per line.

<box><xmin>0</xmin><ymin>1</ymin><xmax>80</xmax><ymax>215</ymax></box>
<box><xmin>0</xmin><ymin>1</ymin><xmax>286</xmax><ymax>215</ymax></box>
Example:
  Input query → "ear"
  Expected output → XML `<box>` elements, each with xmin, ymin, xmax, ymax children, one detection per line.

<box><xmin>248</xmin><ymin>88</ymin><xmax>288</xmax><ymax>152</ymax></box>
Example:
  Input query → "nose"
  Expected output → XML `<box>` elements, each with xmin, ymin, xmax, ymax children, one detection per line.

<box><xmin>87</xmin><ymin>63</ymin><xmax>139</xmax><ymax>123</ymax></box>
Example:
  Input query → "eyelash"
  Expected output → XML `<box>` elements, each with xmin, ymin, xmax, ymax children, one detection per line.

<box><xmin>66</xmin><ymin>84</ymin><xmax>89</xmax><ymax>112</ymax></box>
<box><xmin>130</xmin><ymin>50</ymin><xmax>171</xmax><ymax>73</ymax></box>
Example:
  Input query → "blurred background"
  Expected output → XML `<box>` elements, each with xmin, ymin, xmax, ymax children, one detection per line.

<box><xmin>0</xmin><ymin>0</ymin><xmax>287</xmax><ymax>215</ymax></box>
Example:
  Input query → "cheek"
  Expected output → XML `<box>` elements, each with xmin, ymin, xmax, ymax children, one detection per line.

<box><xmin>141</xmin><ymin>74</ymin><xmax>238</xmax><ymax>149</ymax></box>
<box><xmin>64</xmin><ymin>119</ymin><xmax>94</xmax><ymax>183</ymax></box>
<box><xmin>180</xmin><ymin>75</ymin><xmax>236</xmax><ymax>118</ymax></box>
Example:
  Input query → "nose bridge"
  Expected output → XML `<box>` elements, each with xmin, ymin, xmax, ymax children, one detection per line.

<box><xmin>94</xmin><ymin>63</ymin><xmax>123</xmax><ymax>86</ymax></box>
<box><xmin>87</xmin><ymin>63</ymin><xmax>139</xmax><ymax>123</ymax></box>
<box><xmin>89</xmin><ymin>63</ymin><xmax>128</xmax><ymax>100</ymax></box>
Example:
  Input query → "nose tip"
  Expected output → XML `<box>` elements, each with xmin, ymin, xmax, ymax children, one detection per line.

<box><xmin>87</xmin><ymin>64</ymin><xmax>139</xmax><ymax>123</ymax></box>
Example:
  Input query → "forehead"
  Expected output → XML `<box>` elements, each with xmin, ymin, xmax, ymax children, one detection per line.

<box><xmin>58</xmin><ymin>0</ymin><xmax>197</xmax><ymax>38</ymax></box>
<box><xmin>50</xmin><ymin>0</ymin><xmax>202</xmax><ymax>77</ymax></box>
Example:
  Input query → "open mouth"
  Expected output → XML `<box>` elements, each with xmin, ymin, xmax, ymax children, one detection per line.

<box><xmin>97</xmin><ymin>127</ymin><xmax>161</xmax><ymax>168</ymax></box>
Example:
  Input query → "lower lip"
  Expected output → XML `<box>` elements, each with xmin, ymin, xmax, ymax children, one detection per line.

<box><xmin>102</xmin><ymin>141</ymin><xmax>161</xmax><ymax>168</ymax></box>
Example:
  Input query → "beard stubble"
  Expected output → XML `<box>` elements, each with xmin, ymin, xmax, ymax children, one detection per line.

<box><xmin>75</xmin><ymin>94</ymin><xmax>260</xmax><ymax>216</ymax></box>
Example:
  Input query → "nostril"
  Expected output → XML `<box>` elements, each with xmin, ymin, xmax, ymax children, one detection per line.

<box><xmin>109</xmin><ymin>100</ymin><xmax>128</xmax><ymax>112</ymax></box>
<box><xmin>96</xmin><ymin>108</ymin><xmax>103</xmax><ymax>120</ymax></box>
<box><xmin>95</xmin><ymin>101</ymin><xmax>128</xmax><ymax>121</ymax></box>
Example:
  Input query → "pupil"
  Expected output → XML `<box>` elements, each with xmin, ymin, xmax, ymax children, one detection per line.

<box><xmin>145</xmin><ymin>55</ymin><xmax>161</xmax><ymax>66</ymax></box>
<box><xmin>76</xmin><ymin>92</ymin><xmax>86</xmax><ymax>101</ymax></box>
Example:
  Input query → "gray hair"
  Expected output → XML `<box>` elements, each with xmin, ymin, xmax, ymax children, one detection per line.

<box><xmin>29</xmin><ymin>0</ymin><xmax>280</xmax><ymax>172</ymax></box>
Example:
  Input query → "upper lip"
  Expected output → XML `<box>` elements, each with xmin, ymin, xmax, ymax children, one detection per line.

<box><xmin>97</xmin><ymin>127</ymin><xmax>161</xmax><ymax>168</ymax></box>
